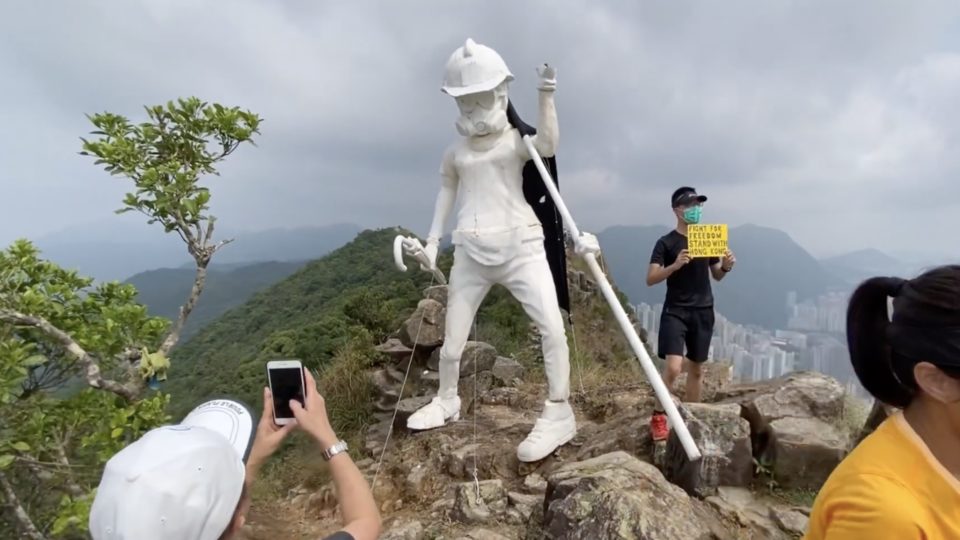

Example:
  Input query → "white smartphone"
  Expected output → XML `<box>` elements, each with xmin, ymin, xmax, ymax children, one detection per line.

<box><xmin>266</xmin><ymin>359</ymin><xmax>306</xmax><ymax>425</ymax></box>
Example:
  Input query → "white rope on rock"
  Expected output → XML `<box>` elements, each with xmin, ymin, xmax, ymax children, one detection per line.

<box><xmin>371</xmin><ymin>273</ymin><xmax>436</xmax><ymax>491</ymax></box>
<box><xmin>472</xmin><ymin>317</ymin><xmax>480</xmax><ymax>500</ymax></box>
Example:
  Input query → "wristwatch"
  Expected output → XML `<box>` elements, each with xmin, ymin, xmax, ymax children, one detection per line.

<box><xmin>322</xmin><ymin>440</ymin><xmax>349</xmax><ymax>461</ymax></box>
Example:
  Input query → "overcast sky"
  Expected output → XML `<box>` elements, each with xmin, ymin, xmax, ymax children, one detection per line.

<box><xmin>1</xmin><ymin>1</ymin><xmax>958</xmax><ymax>259</ymax></box>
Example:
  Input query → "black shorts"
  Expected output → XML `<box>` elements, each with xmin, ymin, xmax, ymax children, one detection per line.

<box><xmin>658</xmin><ymin>306</ymin><xmax>715</xmax><ymax>363</ymax></box>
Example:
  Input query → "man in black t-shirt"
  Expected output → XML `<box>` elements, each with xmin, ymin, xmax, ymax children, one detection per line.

<box><xmin>646</xmin><ymin>186</ymin><xmax>736</xmax><ymax>441</ymax></box>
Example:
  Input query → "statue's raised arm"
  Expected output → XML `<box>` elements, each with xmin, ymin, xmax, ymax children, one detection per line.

<box><xmin>527</xmin><ymin>64</ymin><xmax>558</xmax><ymax>158</ymax></box>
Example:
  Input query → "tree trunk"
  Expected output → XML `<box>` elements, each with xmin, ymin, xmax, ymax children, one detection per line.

<box><xmin>159</xmin><ymin>263</ymin><xmax>207</xmax><ymax>355</ymax></box>
<box><xmin>0</xmin><ymin>471</ymin><xmax>46</xmax><ymax>540</ymax></box>
<box><xmin>53</xmin><ymin>444</ymin><xmax>84</xmax><ymax>498</ymax></box>
<box><xmin>0</xmin><ymin>309</ymin><xmax>138</xmax><ymax>401</ymax></box>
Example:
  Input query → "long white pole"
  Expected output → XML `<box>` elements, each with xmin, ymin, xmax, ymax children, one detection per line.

<box><xmin>522</xmin><ymin>135</ymin><xmax>701</xmax><ymax>461</ymax></box>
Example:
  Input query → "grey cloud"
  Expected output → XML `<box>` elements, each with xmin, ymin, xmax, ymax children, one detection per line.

<box><xmin>1</xmin><ymin>0</ymin><xmax>958</xmax><ymax>261</ymax></box>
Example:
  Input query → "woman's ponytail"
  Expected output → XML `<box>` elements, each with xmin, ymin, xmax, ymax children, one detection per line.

<box><xmin>846</xmin><ymin>276</ymin><xmax>914</xmax><ymax>408</ymax></box>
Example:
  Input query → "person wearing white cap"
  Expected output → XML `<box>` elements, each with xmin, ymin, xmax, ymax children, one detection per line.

<box><xmin>88</xmin><ymin>369</ymin><xmax>381</xmax><ymax>540</ymax></box>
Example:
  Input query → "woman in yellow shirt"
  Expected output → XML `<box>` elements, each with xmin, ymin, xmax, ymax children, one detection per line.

<box><xmin>805</xmin><ymin>265</ymin><xmax>960</xmax><ymax>539</ymax></box>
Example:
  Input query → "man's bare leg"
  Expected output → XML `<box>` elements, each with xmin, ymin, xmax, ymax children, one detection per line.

<box><xmin>684</xmin><ymin>359</ymin><xmax>704</xmax><ymax>403</ymax></box>
<box><xmin>663</xmin><ymin>354</ymin><xmax>684</xmax><ymax>389</ymax></box>
<box><xmin>651</xmin><ymin>354</ymin><xmax>685</xmax><ymax>441</ymax></box>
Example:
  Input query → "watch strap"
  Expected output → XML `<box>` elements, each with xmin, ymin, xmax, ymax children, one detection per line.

<box><xmin>323</xmin><ymin>440</ymin><xmax>348</xmax><ymax>461</ymax></box>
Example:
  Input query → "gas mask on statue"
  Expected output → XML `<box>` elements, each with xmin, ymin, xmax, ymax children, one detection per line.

<box><xmin>454</xmin><ymin>83</ymin><xmax>509</xmax><ymax>137</ymax></box>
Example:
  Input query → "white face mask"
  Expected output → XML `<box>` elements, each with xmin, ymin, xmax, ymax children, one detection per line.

<box><xmin>454</xmin><ymin>83</ymin><xmax>508</xmax><ymax>137</ymax></box>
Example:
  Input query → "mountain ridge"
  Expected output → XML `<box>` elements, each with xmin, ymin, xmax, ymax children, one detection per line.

<box><xmin>32</xmin><ymin>222</ymin><xmax>362</xmax><ymax>281</ymax></box>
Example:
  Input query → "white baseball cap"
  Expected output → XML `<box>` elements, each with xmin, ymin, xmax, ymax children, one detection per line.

<box><xmin>89</xmin><ymin>399</ymin><xmax>255</xmax><ymax>540</ymax></box>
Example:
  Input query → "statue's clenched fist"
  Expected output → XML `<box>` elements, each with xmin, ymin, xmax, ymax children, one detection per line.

<box><xmin>537</xmin><ymin>64</ymin><xmax>557</xmax><ymax>91</ymax></box>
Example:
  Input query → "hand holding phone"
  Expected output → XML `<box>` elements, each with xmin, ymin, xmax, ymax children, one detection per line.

<box><xmin>289</xmin><ymin>368</ymin><xmax>338</xmax><ymax>449</ymax></box>
<box><xmin>266</xmin><ymin>359</ymin><xmax>306</xmax><ymax>425</ymax></box>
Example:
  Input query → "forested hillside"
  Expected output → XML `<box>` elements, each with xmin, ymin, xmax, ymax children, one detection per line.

<box><xmin>162</xmin><ymin>228</ymin><xmax>426</xmax><ymax>414</ymax></box>
<box><xmin>127</xmin><ymin>260</ymin><xmax>307</xmax><ymax>340</ymax></box>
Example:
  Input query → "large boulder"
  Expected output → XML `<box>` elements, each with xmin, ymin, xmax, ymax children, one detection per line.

<box><xmin>704</xmin><ymin>487</ymin><xmax>792</xmax><ymax>540</ymax></box>
<box><xmin>717</xmin><ymin>371</ymin><xmax>848</xmax><ymax>489</ymax></box>
<box><xmin>574</xmin><ymin>412</ymin><xmax>654</xmax><ymax>462</ymax></box>
<box><xmin>375</xmin><ymin>338</ymin><xmax>415</xmax><ymax>360</ymax></box>
<box><xmin>663</xmin><ymin>402</ymin><xmax>753</xmax><ymax>497</ymax></box>
<box><xmin>428</xmin><ymin>341</ymin><xmax>498</xmax><ymax>375</ymax></box>
<box><xmin>491</xmin><ymin>356</ymin><xmax>525</xmax><ymax>386</ymax></box>
<box><xmin>453</xmin><ymin>479</ymin><xmax>508</xmax><ymax>525</ymax></box>
<box><xmin>543</xmin><ymin>451</ymin><xmax>728</xmax><ymax>539</ymax></box>
<box><xmin>671</xmin><ymin>361</ymin><xmax>734</xmax><ymax>402</ymax></box>
<box><xmin>398</xmin><ymin>299</ymin><xmax>445</xmax><ymax>349</ymax></box>
<box><xmin>716</xmin><ymin>371</ymin><xmax>845</xmax><ymax>421</ymax></box>
<box><xmin>424</xmin><ymin>285</ymin><xmax>448</xmax><ymax>306</ymax></box>
<box><xmin>767</xmin><ymin>417</ymin><xmax>847</xmax><ymax>488</ymax></box>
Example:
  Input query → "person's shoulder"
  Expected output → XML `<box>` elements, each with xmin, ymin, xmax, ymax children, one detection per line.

<box><xmin>658</xmin><ymin>230</ymin><xmax>682</xmax><ymax>245</ymax></box>
<box><xmin>809</xmin><ymin>471</ymin><xmax>925</xmax><ymax>537</ymax></box>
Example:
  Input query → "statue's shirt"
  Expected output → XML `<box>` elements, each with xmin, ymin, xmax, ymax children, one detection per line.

<box><xmin>441</xmin><ymin>127</ymin><xmax>543</xmax><ymax>265</ymax></box>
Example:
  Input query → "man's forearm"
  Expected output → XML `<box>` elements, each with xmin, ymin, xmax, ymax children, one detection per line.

<box><xmin>326</xmin><ymin>449</ymin><xmax>380</xmax><ymax>539</ymax></box>
<box><xmin>647</xmin><ymin>265</ymin><xmax>675</xmax><ymax>286</ymax></box>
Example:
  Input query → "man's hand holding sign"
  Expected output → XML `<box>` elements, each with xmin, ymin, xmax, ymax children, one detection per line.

<box><xmin>688</xmin><ymin>224</ymin><xmax>735</xmax><ymax>280</ymax></box>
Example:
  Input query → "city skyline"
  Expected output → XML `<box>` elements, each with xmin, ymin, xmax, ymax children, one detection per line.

<box><xmin>634</xmin><ymin>288</ymin><xmax>865</xmax><ymax>397</ymax></box>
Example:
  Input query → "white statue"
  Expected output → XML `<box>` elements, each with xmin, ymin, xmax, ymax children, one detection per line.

<box><xmin>406</xmin><ymin>38</ymin><xmax>587</xmax><ymax>462</ymax></box>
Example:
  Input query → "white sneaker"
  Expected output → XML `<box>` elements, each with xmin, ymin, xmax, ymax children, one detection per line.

<box><xmin>516</xmin><ymin>400</ymin><xmax>577</xmax><ymax>462</ymax></box>
<box><xmin>406</xmin><ymin>395</ymin><xmax>461</xmax><ymax>431</ymax></box>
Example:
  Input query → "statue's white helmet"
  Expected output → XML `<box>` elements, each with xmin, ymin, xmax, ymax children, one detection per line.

<box><xmin>441</xmin><ymin>38</ymin><xmax>514</xmax><ymax>97</ymax></box>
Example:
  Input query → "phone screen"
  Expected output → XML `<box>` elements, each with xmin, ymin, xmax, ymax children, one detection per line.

<box><xmin>269</xmin><ymin>367</ymin><xmax>304</xmax><ymax>419</ymax></box>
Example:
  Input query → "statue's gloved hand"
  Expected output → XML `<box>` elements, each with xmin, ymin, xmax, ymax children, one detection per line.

<box><xmin>574</xmin><ymin>232</ymin><xmax>601</xmax><ymax>256</ymax></box>
<box><xmin>537</xmin><ymin>64</ymin><xmax>557</xmax><ymax>92</ymax></box>
<box><xmin>420</xmin><ymin>240</ymin><xmax>439</xmax><ymax>271</ymax></box>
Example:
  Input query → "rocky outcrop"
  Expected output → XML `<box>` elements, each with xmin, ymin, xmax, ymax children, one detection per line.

<box><xmin>453</xmin><ymin>479</ymin><xmax>508</xmax><ymax>524</ymax></box>
<box><xmin>398</xmin><ymin>298</ymin><xmax>445</xmax><ymax>348</ymax></box>
<box><xmin>672</xmin><ymin>361</ymin><xmax>734</xmax><ymax>402</ymax></box>
<box><xmin>717</xmin><ymin>371</ymin><xmax>848</xmax><ymax>489</ymax></box>
<box><xmin>663</xmin><ymin>402</ymin><xmax>753</xmax><ymax>497</ymax></box>
<box><xmin>491</xmin><ymin>356</ymin><xmax>525</xmax><ymax>386</ymax></box>
<box><xmin>543</xmin><ymin>451</ymin><xmax>728</xmax><ymax>539</ymax></box>
<box><xmin>704</xmin><ymin>487</ymin><xmax>796</xmax><ymax>540</ymax></box>
<box><xmin>424</xmin><ymin>284</ymin><xmax>448</xmax><ymax>306</ymax></box>
<box><xmin>428</xmin><ymin>341</ymin><xmax>498</xmax><ymax>374</ymax></box>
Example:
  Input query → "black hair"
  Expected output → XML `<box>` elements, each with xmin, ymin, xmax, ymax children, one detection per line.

<box><xmin>847</xmin><ymin>264</ymin><xmax>960</xmax><ymax>408</ymax></box>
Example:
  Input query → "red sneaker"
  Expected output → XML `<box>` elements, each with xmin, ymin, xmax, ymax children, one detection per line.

<box><xmin>650</xmin><ymin>412</ymin><xmax>669</xmax><ymax>441</ymax></box>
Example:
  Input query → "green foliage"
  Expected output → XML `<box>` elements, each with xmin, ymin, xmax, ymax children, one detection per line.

<box><xmin>1</xmin><ymin>97</ymin><xmax>257</xmax><ymax>538</ymax></box>
<box><xmin>80</xmin><ymin>97</ymin><xmax>261</xmax><ymax>248</ymax></box>
<box><xmin>162</xmin><ymin>228</ymin><xmax>433</xmax><ymax>417</ymax></box>
<box><xmin>0</xmin><ymin>240</ymin><xmax>169</xmax><ymax>399</ymax></box>
<box><xmin>0</xmin><ymin>240</ymin><xmax>175</xmax><ymax>537</ymax></box>
<box><xmin>51</xmin><ymin>491</ymin><xmax>96</xmax><ymax>538</ymax></box>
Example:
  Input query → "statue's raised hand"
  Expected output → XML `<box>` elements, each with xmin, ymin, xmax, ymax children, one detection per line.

<box><xmin>537</xmin><ymin>63</ymin><xmax>557</xmax><ymax>91</ymax></box>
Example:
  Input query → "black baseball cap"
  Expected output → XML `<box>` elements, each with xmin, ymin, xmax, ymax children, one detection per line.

<box><xmin>671</xmin><ymin>187</ymin><xmax>707</xmax><ymax>208</ymax></box>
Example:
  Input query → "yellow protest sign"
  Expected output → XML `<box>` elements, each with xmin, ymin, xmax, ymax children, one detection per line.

<box><xmin>687</xmin><ymin>224</ymin><xmax>728</xmax><ymax>258</ymax></box>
